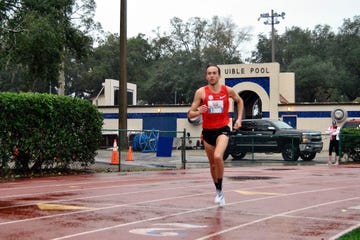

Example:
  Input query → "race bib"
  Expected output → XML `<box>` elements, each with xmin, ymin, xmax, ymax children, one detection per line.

<box><xmin>208</xmin><ymin>100</ymin><xmax>224</xmax><ymax>114</ymax></box>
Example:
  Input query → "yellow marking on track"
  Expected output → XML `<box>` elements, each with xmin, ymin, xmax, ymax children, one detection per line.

<box><xmin>37</xmin><ymin>203</ymin><xmax>94</xmax><ymax>211</ymax></box>
<box><xmin>235</xmin><ymin>190</ymin><xmax>283</xmax><ymax>196</ymax></box>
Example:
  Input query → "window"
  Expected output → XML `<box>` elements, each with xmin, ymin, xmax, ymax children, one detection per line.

<box><xmin>114</xmin><ymin>90</ymin><xmax>134</xmax><ymax>105</ymax></box>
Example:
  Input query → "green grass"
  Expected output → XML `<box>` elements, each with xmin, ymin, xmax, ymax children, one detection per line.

<box><xmin>337</xmin><ymin>228</ymin><xmax>360</xmax><ymax>239</ymax></box>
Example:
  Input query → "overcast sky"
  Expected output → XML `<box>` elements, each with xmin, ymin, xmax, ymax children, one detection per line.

<box><xmin>94</xmin><ymin>0</ymin><xmax>359</xmax><ymax>59</ymax></box>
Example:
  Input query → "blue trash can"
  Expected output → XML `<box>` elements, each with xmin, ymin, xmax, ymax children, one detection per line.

<box><xmin>156</xmin><ymin>137</ymin><xmax>174</xmax><ymax>157</ymax></box>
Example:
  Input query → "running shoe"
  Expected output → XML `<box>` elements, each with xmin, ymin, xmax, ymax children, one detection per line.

<box><xmin>214</xmin><ymin>190</ymin><xmax>220</xmax><ymax>203</ymax></box>
<box><xmin>214</xmin><ymin>190</ymin><xmax>225</xmax><ymax>207</ymax></box>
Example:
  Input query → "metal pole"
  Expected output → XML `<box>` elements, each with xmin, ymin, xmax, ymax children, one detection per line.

<box><xmin>271</xmin><ymin>9</ymin><xmax>275</xmax><ymax>62</ymax></box>
<box><xmin>181</xmin><ymin>129</ymin><xmax>186</xmax><ymax>169</ymax></box>
<box><xmin>118</xmin><ymin>129</ymin><xmax>121</xmax><ymax>172</ymax></box>
<box><xmin>258</xmin><ymin>10</ymin><xmax>285</xmax><ymax>63</ymax></box>
<box><xmin>118</xmin><ymin>0</ymin><xmax>127</xmax><ymax>171</ymax></box>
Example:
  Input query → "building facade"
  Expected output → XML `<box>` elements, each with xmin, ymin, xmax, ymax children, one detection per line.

<box><xmin>96</xmin><ymin>63</ymin><xmax>360</xmax><ymax>149</ymax></box>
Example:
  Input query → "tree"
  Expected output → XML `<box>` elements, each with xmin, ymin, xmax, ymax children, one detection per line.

<box><xmin>311</xmin><ymin>24</ymin><xmax>336</xmax><ymax>60</ymax></box>
<box><xmin>288</xmin><ymin>56</ymin><xmax>342</xmax><ymax>102</ymax></box>
<box><xmin>65</xmin><ymin>33</ymin><xmax>156</xmax><ymax>101</ymax></box>
<box><xmin>279</xmin><ymin>27</ymin><xmax>313</xmax><ymax>68</ymax></box>
<box><xmin>253</xmin><ymin>17</ymin><xmax>359</xmax><ymax>102</ymax></box>
<box><xmin>251</xmin><ymin>33</ymin><xmax>272</xmax><ymax>63</ymax></box>
<box><xmin>252</xmin><ymin>27</ymin><xmax>313</xmax><ymax>69</ymax></box>
<box><xmin>145</xmin><ymin>16</ymin><xmax>249</xmax><ymax>104</ymax></box>
<box><xmin>66</xmin><ymin>33</ymin><xmax>119</xmax><ymax>99</ymax></box>
<box><xmin>127</xmin><ymin>34</ymin><xmax>157</xmax><ymax>102</ymax></box>
<box><xmin>335</xmin><ymin>15</ymin><xmax>360</xmax><ymax>100</ymax></box>
<box><xmin>0</xmin><ymin>0</ymin><xmax>96</xmax><ymax>93</ymax></box>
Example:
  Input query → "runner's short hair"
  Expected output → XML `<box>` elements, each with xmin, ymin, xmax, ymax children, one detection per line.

<box><xmin>206</xmin><ymin>63</ymin><xmax>221</xmax><ymax>75</ymax></box>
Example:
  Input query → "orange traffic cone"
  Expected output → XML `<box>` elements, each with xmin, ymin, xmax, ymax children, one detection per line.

<box><xmin>126</xmin><ymin>146</ymin><xmax>133</xmax><ymax>161</ymax></box>
<box><xmin>111</xmin><ymin>139</ymin><xmax>119</xmax><ymax>164</ymax></box>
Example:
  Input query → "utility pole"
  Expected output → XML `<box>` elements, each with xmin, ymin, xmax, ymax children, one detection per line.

<box><xmin>119</xmin><ymin>0</ymin><xmax>127</xmax><ymax>151</ymax></box>
<box><xmin>258</xmin><ymin>10</ymin><xmax>285</xmax><ymax>62</ymax></box>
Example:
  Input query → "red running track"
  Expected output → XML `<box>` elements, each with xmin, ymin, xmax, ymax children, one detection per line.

<box><xmin>0</xmin><ymin>164</ymin><xmax>360</xmax><ymax>239</ymax></box>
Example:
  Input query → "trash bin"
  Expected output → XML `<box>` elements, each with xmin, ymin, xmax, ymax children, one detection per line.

<box><xmin>156</xmin><ymin>137</ymin><xmax>174</xmax><ymax>157</ymax></box>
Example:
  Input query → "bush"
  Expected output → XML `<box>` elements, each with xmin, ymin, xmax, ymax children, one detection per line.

<box><xmin>340</xmin><ymin>128</ymin><xmax>360</xmax><ymax>161</ymax></box>
<box><xmin>0</xmin><ymin>92</ymin><xmax>103</xmax><ymax>175</ymax></box>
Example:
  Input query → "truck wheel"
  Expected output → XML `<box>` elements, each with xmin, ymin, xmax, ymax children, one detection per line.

<box><xmin>300</xmin><ymin>152</ymin><xmax>316</xmax><ymax>161</ymax></box>
<box><xmin>350</xmin><ymin>148</ymin><xmax>360</xmax><ymax>162</ymax></box>
<box><xmin>281</xmin><ymin>144</ymin><xmax>300</xmax><ymax>161</ymax></box>
<box><xmin>231</xmin><ymin>152</ymin><xmax>246</xmax><ymax>160</ymax></box>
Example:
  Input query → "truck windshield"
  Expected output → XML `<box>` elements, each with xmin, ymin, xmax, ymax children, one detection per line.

<box><xmin>343</xmin><ymin>122</ymin><xmax>360</xmax><ymax>129</ymax></box>
<box><xmin>272</xmin><ymin>120</ymin><xmax>294</xmax><ymax>129</ymax></box>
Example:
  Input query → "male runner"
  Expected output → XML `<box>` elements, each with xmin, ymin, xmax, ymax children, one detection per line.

<box><xmin>188</xmin><ymin>63</ymin><xmax>244</xmax><ymax>207</ymax></box>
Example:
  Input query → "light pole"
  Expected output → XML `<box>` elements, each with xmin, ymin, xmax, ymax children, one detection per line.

<box><xmin>258</xmin><ymin>10</ymin><xmax>285</xmax><ymax>62</ymax></box>
<box><xmin>119</xmin><ymin>0</ymin><xmax>127</xmax><ymax>153</ymax></box>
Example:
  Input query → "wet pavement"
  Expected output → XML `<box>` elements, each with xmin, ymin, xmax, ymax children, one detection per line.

<box><xmin>1</xmin><ymin>150</ymin><xmax>359</xmax><ymax>239</ymax></box>
<box><xmin>94</xmin><ymin>148</ymin><xmax>333</xmax><ymax>171</ymax></box>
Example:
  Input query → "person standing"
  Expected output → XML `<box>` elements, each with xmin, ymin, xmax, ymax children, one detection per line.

<box><xmin>326</xmin><ymin>120</ymin><xmax>340</xmax><ymax>165</ymax></box>
<box><xmin>188</xmin><ymin>63</ymin><xmax>244</xmax><ymax>207</ymax></box>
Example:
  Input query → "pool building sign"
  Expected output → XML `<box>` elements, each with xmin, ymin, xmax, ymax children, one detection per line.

<box><xmin>95</xmin><ymin>62</ymin><xmax>359</xmax><ymax>149</ymax></box>
<box><xmin>219</xmin><ymin>62</ymin><xmax>295</xmax><ymax>121</ymax></box>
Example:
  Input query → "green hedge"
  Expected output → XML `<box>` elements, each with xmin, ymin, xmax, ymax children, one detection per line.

<box><xmin>340</xmin><ymin>128</ymin><xmax>360</xmax><ymax>149</ymax></box>
<box><xmin>340</xmin><ymin>128</ymin><xmax>360</xmax><ymax>161</ymax></box>
<box><xmin>0</xmin><ymin>92</ymin><xmax>103</xmax><ymax>174</ymax></box>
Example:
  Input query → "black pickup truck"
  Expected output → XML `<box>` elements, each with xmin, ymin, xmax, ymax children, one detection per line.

<box><xmin>224</xmin><ymin>119</ymin><xmax>323</xmax><ymax>161</ymax></box>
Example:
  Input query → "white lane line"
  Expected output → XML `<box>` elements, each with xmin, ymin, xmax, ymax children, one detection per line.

<box><xmin>48</xmin><ymin>186</ymin><xmax>356</xmax><ymax>239</ymax></box>
<box><xmin>0</xmin><ymin>174</ymin><xmax>358</xmax><ymax>218</ymax></box>
<box><xmin>0</xmin><ymin>183</ymin><xmax>210</xmax><ymax>210</ymax></box>
<box><xmin>0</xmin><ymin>176</ymin><xmax>209</xmax><ymax>199</ymax></box>
<box><xmin>0</xmin><ymin>164</ymin><xmax>344</xmax><ymax>194</ymax></box>
<box><xmin>194</xmin><ymin>195</ymin><xmax>360</xmax><ymax>240</ymax></box>
<box><xmin>0</xmin><ymin>178</ymin><xmax>304</xmax><ymax>212</ymax></box>
<box><xmin>0</xmin><ymin>173</ymin><xmax>206</xmax><ymax>191</ymax></box>
<box><xmin>0</xmin><ymin>166</ymin><xmax>348</xmax><ymax>208</ymax></box>
<box><xmin>329</xmin><ymin>222</ymin><xmax>360</xmax><ymax>240</ymax></box>
<box><xmin>0</xmin><ymin>190</ymin><xmax>216</xmax><ymax>227</ymax></box>
<box><xmin>0</xmin><ymin>163</ymin><xmax>354</xmax><ymax>198</ymax></box>
<box><xmin>0</xmin><ymin>166</ymin><xmax>354</xmax><ymax>199</ymax></box>
<box><xmin>0</xmin><ymin>173</ymin><xmax>352</xmax><ymax>211</ymax></box>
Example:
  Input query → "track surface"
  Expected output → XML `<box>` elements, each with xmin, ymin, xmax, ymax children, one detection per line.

<box><xmin>1</xmin><ymin>164</ymin><xmax>360</xmax><ymax>239</ymax></box>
